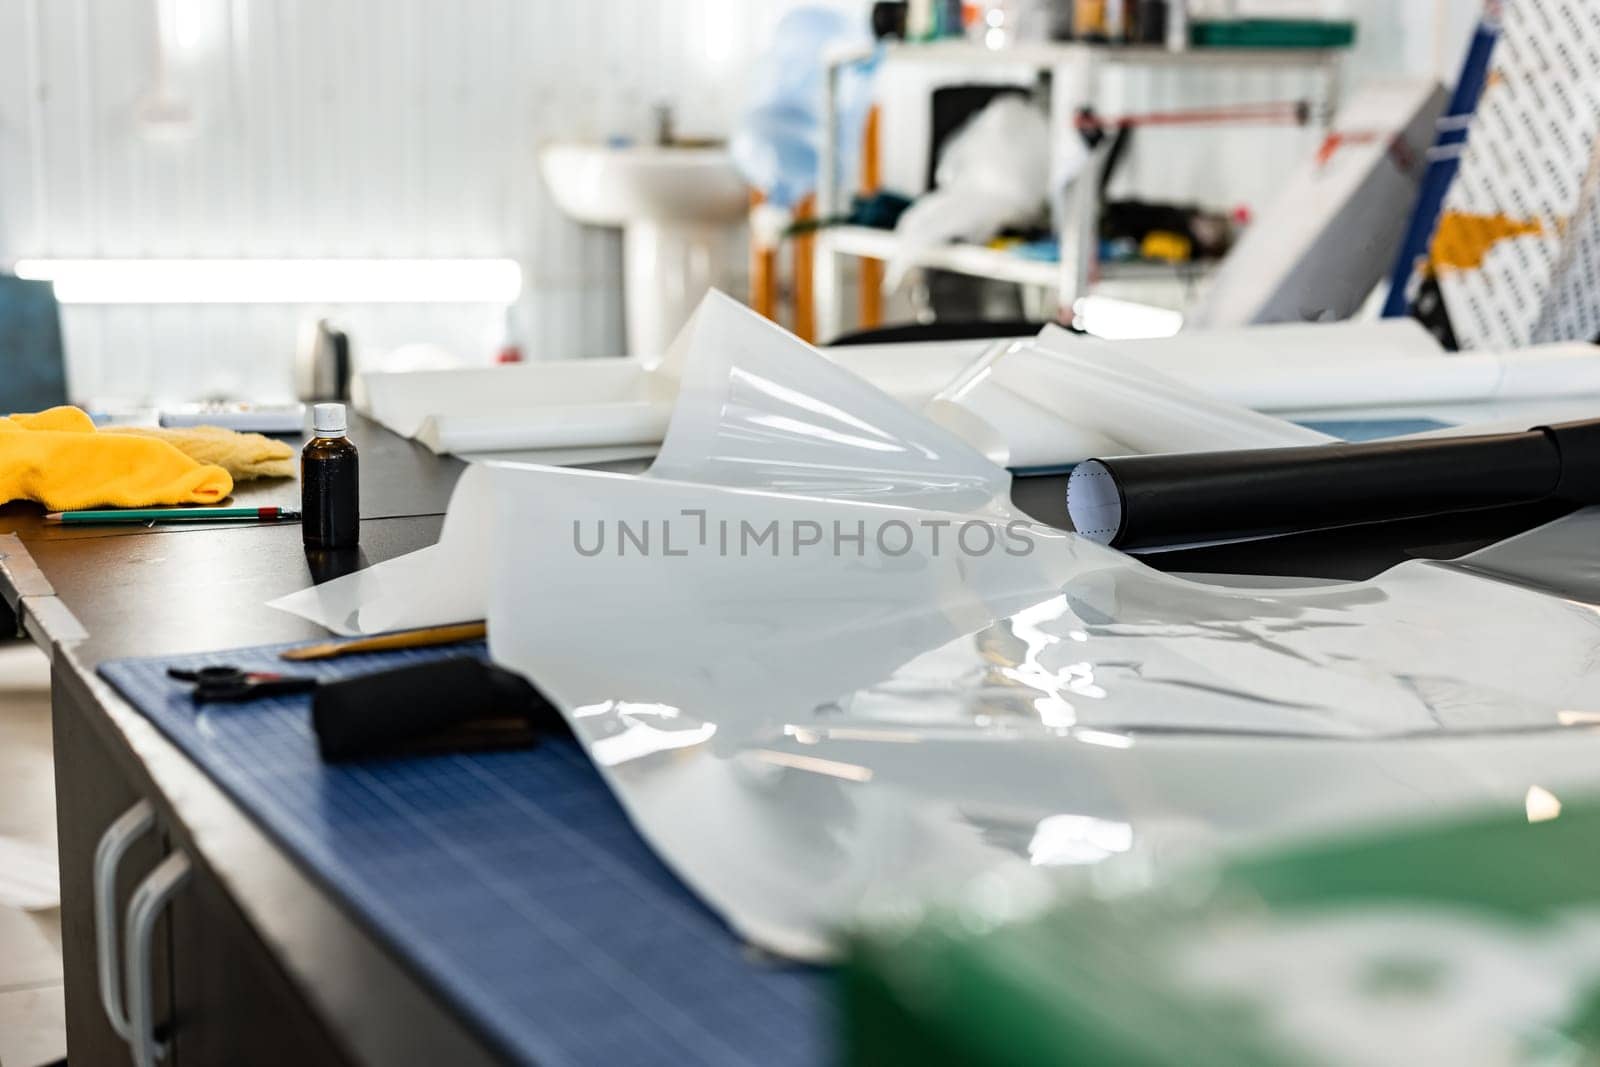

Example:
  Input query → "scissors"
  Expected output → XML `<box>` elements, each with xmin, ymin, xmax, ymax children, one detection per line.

<box><xmin>167</xmin><ymin>665</ymin><xmax>320</xmax><ymax>704</ymax></box>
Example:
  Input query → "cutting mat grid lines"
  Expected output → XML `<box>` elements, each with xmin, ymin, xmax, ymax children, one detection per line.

<box><xmin>100</xmin><ymin>641</ymin><xmax>826</xmax><ymax>1067</ymax></box>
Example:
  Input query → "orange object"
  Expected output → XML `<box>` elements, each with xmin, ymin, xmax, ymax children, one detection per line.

<box><xmin>793</xmin><ymin>195</ymin><xmax>816</xmax><ymax>342</ymax></box>
<box><xmin>749</xmin><ymin>190</ymin><xmax>778</xmax><ymax>322</ymax></box>
<box><xmin>1074</xmin><ymin>0</ymin><xmax>1108</xmax><ymax>36</ymax></box>
<box><xmin>1314</xmin><ymin>130</ymin><xmax>1380</xmax><ymax>167</ymax></box>
<box><xmin>1</xmin><ymin>406</ymin><xmax>233</xmax><ymax>511</ymax></box>
<box><xmin>1431</xmin><ymin>211</ymin><xmax>1545</xmax><ymax>273</ymax></box>
<box><xmin>858</xmin><ymin>105</ymin><xmax>885</xmax><ymax>331</ymax></box>
<box><xmin>282</xmin><ymin>622</ymin><xmax>488</xmax><ymax>662</ymax></box>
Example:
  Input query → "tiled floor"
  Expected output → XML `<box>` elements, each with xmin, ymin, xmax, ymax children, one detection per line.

<box><xmin>0</xmin><ymin>641</ymin><xmax>65</xmax><ymax>1067</ymax></box>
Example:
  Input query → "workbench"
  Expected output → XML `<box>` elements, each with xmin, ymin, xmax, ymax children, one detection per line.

<box><xmin>0</xmin><ymin>413</ymin><xmax>1570</xmax><ymax>1066</ymax></box>
<box><xmin>0</xmin><ymin>415</ymin><xmax>500</xmax><ymax>1066</ymax></box>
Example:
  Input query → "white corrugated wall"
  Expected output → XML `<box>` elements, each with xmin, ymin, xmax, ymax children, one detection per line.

<box><xmin>0</xmin><ymin>0</ymin><xmax>787</xmax><ymax>403</ymax></box>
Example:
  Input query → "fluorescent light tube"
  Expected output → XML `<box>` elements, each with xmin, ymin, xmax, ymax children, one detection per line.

<box><xmin>1074</xmin><ymin>295</ymin><xmax>1184</xmax><ymax>340</ymax></box>
<box><xmin>11</xmin><ymin>258</ymin><xmax>523</xmax><ymax>304</ymax></box>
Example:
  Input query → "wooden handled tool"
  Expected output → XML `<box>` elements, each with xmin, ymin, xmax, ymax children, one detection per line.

<box><xmin>281</xmin><ymin>622</ymin><xmax>487</xmax><ymax>662</ymax></box>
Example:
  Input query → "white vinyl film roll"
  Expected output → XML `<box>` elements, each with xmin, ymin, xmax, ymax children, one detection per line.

<box><xmin>1034</xmin><ymin>322</ymin><xmax>1600</xmax><ymax>414</ymax></box>
<box><xmin>359</xmin><ymin>358</ymin><xmax>664</xmax><ymax>442</ymax></box>
<box><xmin>415</xmin><ymin>404</ymin><xmax>672</xmax><ymax>453</ymax></box>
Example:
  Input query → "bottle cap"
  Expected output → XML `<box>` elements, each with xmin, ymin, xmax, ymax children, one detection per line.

<box><xmin>313</xmin><ymin>403</ymin><xmax>347</xmax><ymax>435</ymax></box>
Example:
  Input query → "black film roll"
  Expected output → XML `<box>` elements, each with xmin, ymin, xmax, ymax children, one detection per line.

<box><xmin>1066</xmin><ymin>419</ymin><xmax>1600</xmax><ymax>551</ymax></box>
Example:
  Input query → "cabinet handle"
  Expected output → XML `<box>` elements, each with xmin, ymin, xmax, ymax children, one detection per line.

<box><xmin>125</xmin><ymin>850</ymin><xmax>192</xmax><ymax>1067</ymax></box>
<box><xmin>94</xmin><ymin>799</ymin><xmax>156</xmax><ymax>1041</ymax></box>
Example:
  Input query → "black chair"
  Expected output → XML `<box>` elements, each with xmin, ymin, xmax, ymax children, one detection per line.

<box><xmin>0</xmin><ymin>274</ymin><xmax>66</xmax><ymax>638</ymax></box>
<box><xmin>829</xmin><ymin>319</ymin><xmax>1052</xmax><ymax>346</ymax></box>
<box><xmin>0</xmin><ymin>274</ymin><xmax>68</xmax><ymax>414</ymax></box>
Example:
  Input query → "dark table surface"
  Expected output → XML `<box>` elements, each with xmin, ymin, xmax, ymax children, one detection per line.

<box><xmin>0</xmin><ymin>411</ymin><xmax>461</xmax><ymax>661</ymax></box>
<box><xmin>25</xmin><ymin>515</ymin><xmax>445</xmax><ymax>664</ymax></box>
<box><xmin>0</xmin><ymin>410</ymin><xmax>465</xmax><ymax>545</ymax></box>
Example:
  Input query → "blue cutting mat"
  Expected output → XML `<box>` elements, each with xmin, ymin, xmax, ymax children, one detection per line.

<box><xmin>1296</xmin><ymin>417</ymin><xmax>1453</xmax><ymax>441</ymax></box>
<box><xmin>99</xmin><ymin>642</ymin><xmax>827</xmax><ymax>1066</ymax></box>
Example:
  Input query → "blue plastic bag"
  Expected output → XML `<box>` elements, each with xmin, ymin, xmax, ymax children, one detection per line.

<box><xmin>730</xmin><ymin>6</ymin><xmax>879</xmax><ymax>208</ymax></box>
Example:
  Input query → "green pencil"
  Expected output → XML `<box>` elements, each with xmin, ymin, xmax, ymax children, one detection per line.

<box><xmin>43</xmin><ymin>506</ymin><xmax>302</xmax><ymax>525</ymax></box>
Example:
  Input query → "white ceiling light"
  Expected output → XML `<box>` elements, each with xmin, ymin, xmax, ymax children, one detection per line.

<box><xmin>13</xmin><ymin>259</ymin><xmax>524</xmax><ymax>305</ymax></box>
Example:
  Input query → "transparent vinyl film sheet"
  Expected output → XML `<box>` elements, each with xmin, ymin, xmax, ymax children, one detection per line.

<box><xmin>485</xmin><ymin>471</ymin><xmax>1600</xmax><ymax>960</ymax></box>
<box><xmin>276</xmin><ymin>295</ymin><xmax>1600</xmax><ymax>960</ymax></box>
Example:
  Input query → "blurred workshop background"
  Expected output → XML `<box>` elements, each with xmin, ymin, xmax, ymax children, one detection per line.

<box><xmin>0</xmin><ymin>0</ymin><xmax>1481</xmax><ymax>408</ymax></box>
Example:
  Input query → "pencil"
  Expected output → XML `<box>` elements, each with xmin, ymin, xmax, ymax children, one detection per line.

<box><xmin>280</xmin><ymin>622</ymin><xmax>488</xmax><ymax>661</ymax></box>
<box><xmin>44</xmin><ymin>506</ymin><xmax>302</xmax><ymax>524</ymax></box>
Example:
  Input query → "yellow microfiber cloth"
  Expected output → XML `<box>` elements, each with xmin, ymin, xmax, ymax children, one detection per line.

<box><xmin>0</xmin><ymin>407</ymin><xmax>234</xmax><ymax>512</ymax></box>
<box><xmin>107</xmin><ymin>425</ymin><xmax>296</xmax><ymax>482</ymax></box>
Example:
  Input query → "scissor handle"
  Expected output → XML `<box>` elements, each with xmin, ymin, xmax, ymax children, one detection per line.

<box><xmin>253</xmin><ymin>677</ymin><xmax>320</xmax><ymax>696</ymax></box>
<box><xmin>168</xmin><ymin>664</ymin><xmax>317</xmax><ymax>703</ymax></box>
<box><xmin>193</xmin><ymin>676</ymin><xmax>319</xmax><ymax>704</ymax></box>
<box><xmin>167</xmin><ymin>665</ymin><xmax>247</xmax><ymax>684</ymax></box>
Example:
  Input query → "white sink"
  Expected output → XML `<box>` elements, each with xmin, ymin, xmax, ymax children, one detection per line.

<box><xmin>540</xmin><ymin>143</ymin><xmax>749</xmax><ymax>356</ymax></box>
<box><xmin>540</xmin><ymin>143</ymin><xmax>748</xmax><ymax>225</ymax></box>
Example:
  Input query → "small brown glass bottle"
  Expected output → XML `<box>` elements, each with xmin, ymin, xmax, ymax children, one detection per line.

<box><xmin>302</xmin><ymin>403</ymin><xmax>360</xmax><ymax>549</ymax></box>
